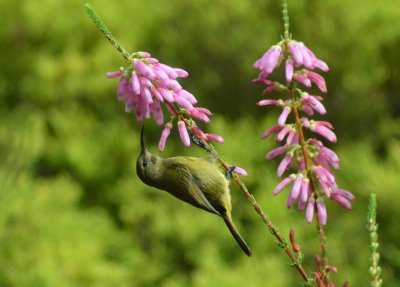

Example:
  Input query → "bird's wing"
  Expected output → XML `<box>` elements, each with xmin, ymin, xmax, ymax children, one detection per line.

<box><xmin>173</xmin><ymin>162</ymin><xmax>221</xmax><ymax>215</ymax></box>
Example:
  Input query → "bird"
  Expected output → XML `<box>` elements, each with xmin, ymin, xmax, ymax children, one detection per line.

<box><xmin>136</xmin><ymin>127</ymin><xmax>252</xmax><ymax>256</ymax></box>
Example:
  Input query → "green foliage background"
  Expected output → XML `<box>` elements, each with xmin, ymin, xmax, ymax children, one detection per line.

<box><xmin>1</xmin><ymin>0</ymin><xmax>399</xmax><ymax>286</ymax></box>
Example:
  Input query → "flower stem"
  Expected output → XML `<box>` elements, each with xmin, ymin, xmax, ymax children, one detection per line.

<box><xmin>281</xmin><ymin>0</ymin><xmax>290</xmax><ymax>40</ymax></box>
<box><xmin>368</xmin><ymin>194</ymin><xmax>383</xmax><ymax>287</ymax></box>
<box><xmin>165</xmin><ymin>102</ymin><xmax>310</xmax><ymax>283</ymax></box>
<box><xmin>287</xmin><ymin>64</ymin><xmax>329</xmax><ymax>282</ymax></box>
<box><xmin>85</xmin><ymin>3</ymin><xmax>130</xmax><ymax>60</ymax></box>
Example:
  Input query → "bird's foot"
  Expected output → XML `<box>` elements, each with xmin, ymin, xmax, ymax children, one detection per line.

<box><xmin>225</xmin><ymin>165</ymin><xmax>236</xmax><ymax>182</ymax></box>
<box><xmin>191</xmin><ymin>133</ymin><xmax>212</xmax><ymax>152</ymax></box>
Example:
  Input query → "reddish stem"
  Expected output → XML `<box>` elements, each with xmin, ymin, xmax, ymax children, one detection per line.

<box><xmin>285</xmin><ymin>40</ymin><xmax>329</xmax><ymax>283</ymax></box>
<box><xmin>165</xmin><ymin>102</ymin><xmax>310</xmax><ymax>283</ymax></box>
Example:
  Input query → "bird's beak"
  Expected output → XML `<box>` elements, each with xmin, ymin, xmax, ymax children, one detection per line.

<box><xmin>140</xmin><ymin>126</ymin><xmax>146</xmax><ymax>155</ymax></box>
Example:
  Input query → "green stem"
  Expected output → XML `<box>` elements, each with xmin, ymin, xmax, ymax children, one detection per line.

<box><xmin>85</xmin><ymin>3</ymin><xmax>130</xmax><ymax>60</ymax></box>
<box><xmin>281</xmin><ymin>0</ymin><xmax>290</xmax><ymax>40</ymax></box>
<box><xmin>368</xmin><ymin>194</ymin><xmax>383</xmax><ymax>287</ymax></box>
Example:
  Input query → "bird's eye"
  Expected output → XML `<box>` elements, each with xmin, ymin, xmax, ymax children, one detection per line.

<box><xmin>142</xmin><ymin>160</ymin><xmax>148</xmax><ymax>167</ymax></box>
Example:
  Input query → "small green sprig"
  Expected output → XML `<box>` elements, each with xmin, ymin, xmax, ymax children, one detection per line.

<box><xmin>85</xmin><ymin>3</ymin><xmax>130</xmax><ymax>60</ymax></box>
<box><xmin>367</xmin><ymin>194</ymin><xmax>383</xmax><ymax>287</ymax></box>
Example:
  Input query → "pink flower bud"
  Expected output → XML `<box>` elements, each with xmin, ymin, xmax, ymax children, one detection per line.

<box><xmin>285</xmin><ymin>59</ymin><xmax>294</xmax><ymax>82</ymax></box>
<box><xmin>195</xmin><ymin>107</ymin><xmax>213</xmax><ymax>115</ymax></box>
<box><xmin>157</xmin><ymin>87</ymin><xmax>174</xmax><ymax>102</ymax></box>
<box><xmin>167</xmin><ymin>80</ymin><xmax>182</xmax><ymax>91</ymax></box>
<box><xmin>289</xmin><ymin>42</ymin><xmax>303</xmax><ymax>66</ymax></box>
<box><xmin>205</xmin><ymin>133</ymin><xmax>224</xmax><ymax>144</ymax></box>
<box><xmin>254</xmin><ymin>45</ymin><xmax>283</xmax><ymax>76</ymax></box>
<box><xmin>300</xmin><ymin>43</ymin><xmax>313</xmax><ymax>69</ymax></box>
<box><xmin>302</xmin><ymin>105</ymin><xmax>314</xmax><ymax>115</ymax></box>
<box><xmin>266</xmin><ymin>145</ymin><xmax>286</xmax><ymax>160</ymax></box>
<box><xmin>138</xmin><ymin>51</ymin><xmax>151</xmax><ymax>58</ymax></box>
<box><xmin>278</xmin><ymin>106</ymin><xmax>291</xmax><ymax>126</ymax></box>
<box><xmin>189</xmin><ymin>109</ymin><xmax>211</xmax><ymax>123</ymax></box>
<box><xmin>174</xmin><ymin>68</ymin><xmax>189</xmax><ymax>78</ymax></box>
<box><xmin>277</xmin><ymin>153</ymin><xmax>294</xmax><ymax>177</ymax></box>
<box><xmin>134</xmin><ymin>60</ymin><xmax>156</xmax><ymax>79</ymax></box>
<box><xmin>336</xmin><ymin>189</ymin><xmax>355</xmax><ymax>200</ymax></box>
<box><xmin>300</xmin><ymin>178</ymin><xmax>310</xmax><ymax>203</ymax></box>
<box><xmin>310</xmin><ymin>122</ymin><xmax>337</xmax><ymax>143</ymax></box>
<box><xmin>290</xmin><ymin>175</ymin><xmax>303</xmax><ymax>200</ymax></box>
<box><xmin>150</xmin><ymin>87</ymin><xmax>163</xmax><ymax>102</ymax></box>
<box><xmin>274</xmin><ymin>175</ymin><xmax>295</xmax><ymax>195</ymax></box>
<box><xmin>191</xmin><ymin>125</ymin><xmax>207</xmax><ymax>140</ymax></box>
<box><xmin>233</xmin><ymin>166</ymin><xmax>248</xmax><ymax>176</ymax></box>
<box><xmin>174</xmin><ymin>96</ymin><xmax>194</xmax><ymax>111</ymax></box>
<box><xmin>313</xmin><ymin>59</ymin><xmax>329</xmax><ymax>72</ymax></box>
<box><xmin>131</xmin><ymin>72</ymin><xmax>141</xmax><ymax>95</ymax></box>
<box><xmin>257</xmin><ymin>99</ymin><xmax>282</xmax><ymax>106</ymax></box>
<box><xmin>317</xmin><ymin>199</ymin><xmax>327</xmax><ymax>225</ymax></box>
<box><xmin>177</xmin><ymin>89</ymin><xmax>197</xmax><ymax>104</ymax></box>
<box><xmin>307</xmin><ymin>71</ymin><xmax>327</xmax><ymax>93</ymax></box>
<box><xmin>117</xmin><ymin>76</ymin><xmax>131</xmax><ymax>101</ymax></box>
<box><xmin>302</xmin><ymin>93</ymin><xmax>326</xmax><ymax>115</ymax></box>
<box><xmin>306</xmin><ymin>198</ymin><xmax>315</xmax><ymax>223</ymax></box>
<box><xmin>158</xmin><ymin>124</ymin><xmax>172</xmax><ymax>152</ymax></box>
<box><xmin>178</xmin><ymin>121</ymin><xmax>190</xmax><ymax>147</ymax></box>
<box><xmin>106</xmin><ymin>70</ymin><xmax>122</xmax><ymax>78</ymax></box>
<box><xmin>262</xmin><ymin>85</ymin><xmax>279</xmax><ymax>94</ymax></box>
<box><xmin>150</xmin><ymin>101</ymin><xmax>164</xmax><ymax>126</ymax></box>
<box><xmin>262</xmin><ymin>124</ymin><xmax>281</xmax><ymax>139</ymax></box>
<box><xmin>276</xmin><ymin>126</ymin><xmax>291</xmax><ymax>142</ymax></box>
<box><xmin>294</xmin><ymin>73</ymin><xmax>312</xmax><ymax>88</ymax></box>
<box><xmin>332</xmin><ymin>193</ymin><xmax>352</xmax><ymax>210</ymax></box>
<box><xmin>153</xmin><ymin>65</ymin><xmax>170</xmax><ymax>84</ymax></box>
<box><xmin>159</xmin><ymin>63</ymin><xmax>178</xmax><ymax>79</ymax></box>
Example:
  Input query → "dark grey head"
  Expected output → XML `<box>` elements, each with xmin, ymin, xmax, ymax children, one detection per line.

<box><xmin>136</xmin><ymin>127</ymin><xmax>161</xmax><ymax>185</ymax></box>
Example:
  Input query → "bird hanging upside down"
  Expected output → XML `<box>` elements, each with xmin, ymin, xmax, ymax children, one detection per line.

<box><xmin>136</xmin><ymin>127</ymin><xmax>252</xmax><ymax>256</ymax></box>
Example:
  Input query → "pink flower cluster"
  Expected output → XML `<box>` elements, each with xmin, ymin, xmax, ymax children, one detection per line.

<box><xmin>107</xmin><ymin>52</ymin><xmax>223</xmax><ymax>151</ymax></box>
<box><xmin>253</xmin><ymin>41</ymin><xmax>354</xmax><ymax>225</ymax></box>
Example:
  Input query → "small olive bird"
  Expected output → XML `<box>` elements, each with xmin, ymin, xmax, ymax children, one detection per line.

<box><xmin>136</xmin><ymin>128</ymin><xmax>252</xmax><ymax>256</ymax></box>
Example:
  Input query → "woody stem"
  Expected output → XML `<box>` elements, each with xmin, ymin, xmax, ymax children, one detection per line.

<box><xmin>165</xmin><ymin>102</ymin><xmax>310</xmax><ymax>283</ymax></box>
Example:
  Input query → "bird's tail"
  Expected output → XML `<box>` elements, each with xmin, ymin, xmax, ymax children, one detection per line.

<box><xmin>222</xmin><ymin>214</ymin><xmax>252</xmax><ymax>256</ymax></box>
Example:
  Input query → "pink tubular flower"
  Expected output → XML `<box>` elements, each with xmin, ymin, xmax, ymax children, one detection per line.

<box><xmin>191</xmin><ymin>125</ymin><xmax>207</xmax><ymax>141</ymax></box>
<box><xmin>253</xmin><ymin>38</ymin><xmax>352</xmax><ymax>224</ymax></box>
<box><xmin>257</xmin><ymin>99</ymin><xmax>282</xmax><ymax>106</ymax></box>
<box><xmin>262</xmin><ymin>124</ymin><xmax>282</xmax><ymax>139</ymax></box>
<box><xmin>294</xmin><ymin>72</ymin><xmax>312</xmax><ymax>88</ymax></box>
<box><xmin>205</xmin><ymin>133</ymin><xmax>224</xmax><ymax>144</ymax></box>
<box><xmin>278</xmin><ymin>106</ymin><xmax>291</xmax><ymax>126</ymax></box>
<box><xmin>274</xmin><ymin>175</ymin><xmax>295</xmax><ymax>195</ymax></box>
<box><xmin>253</xmin><ymin>45</ymin><xmax>283</xmax><ymax>76</ymax></box>
<box><xmin>289</xmin><ymin>42</ymin><xmax>303</xmax><ymax>66</ymax></box>
<box><xmin>290</xmin><ymin>175</ymin><xmax>303</xmax><ymax>200</ymax></box>
<box><xmin>301</xmin><ymin>93</ymin><xmax>326</xmax><ymax>115</ymax></box>
<box><xmin>158</xmin><ymin>124</ymin><xmax>172</xmax><ymax>152</ymax></box>
<box><xmin>309</xmin><ymin>121</ymin><xmax>337</xmax><ymax>143</ymax></box>
<box><xmin>316</xmin><ymin>199</ymin><xmax>327</xmax><ymax>225</ymax></box>
<box><xmin>189</xmin><ymin>108</ymin><xmax>211</xmax><ymax>123</ymax></box>
<box><xmin>307</xmin><ymin>71</ymin><xmax>327</xmax><ymax>94</ymax></box>
<box><xmin>285</xmin><ymin>59</ymin><xmax>294</xmax><ymax>83</ymax></box>
<box><xmin>107</xmin><ymin>70</ymin><xmax>123</xmax><ymax>78</ymax></box>
<box><xmin>306</xmin><ymin>198</ymin><xmax>315</xmax><ymax>223</ymax></box>
<box><xmin>178</xmin><ymin>121</ymin><xmax>190</xmax><ymax>147</ymax></box>
<box><xmin>331</xmin><ymin>189</ymin><xmax>355</xmax><ymax>210</ymax></box>
<box><xmin>266</xmin><ymin>145</ymin><xmax>287</xmax><ymax>160</ymax></box>
<box><xmin>233</xmin><ymin>166</ymin><xmax>248</xmax><ymax>176</ymax></box>
<box><xmin>277</xmin><ymin>153</ymin><xmax>294</xmax><ymax>177</ymax></box>
<box><xmin>107</xmin><ymin>51</ymin><xmax>223</xmax><ymax>154</ymax></box>
<box><xmin>275</xmin><ymin>126</ymin><xmax>291</xmax><ymax>142</ymax></box>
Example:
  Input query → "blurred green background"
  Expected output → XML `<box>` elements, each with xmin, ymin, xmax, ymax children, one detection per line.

<box><xmin>1</xmin><ymin>0</ymin><xmax>399</xmax><ymax>286</ymax></box>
